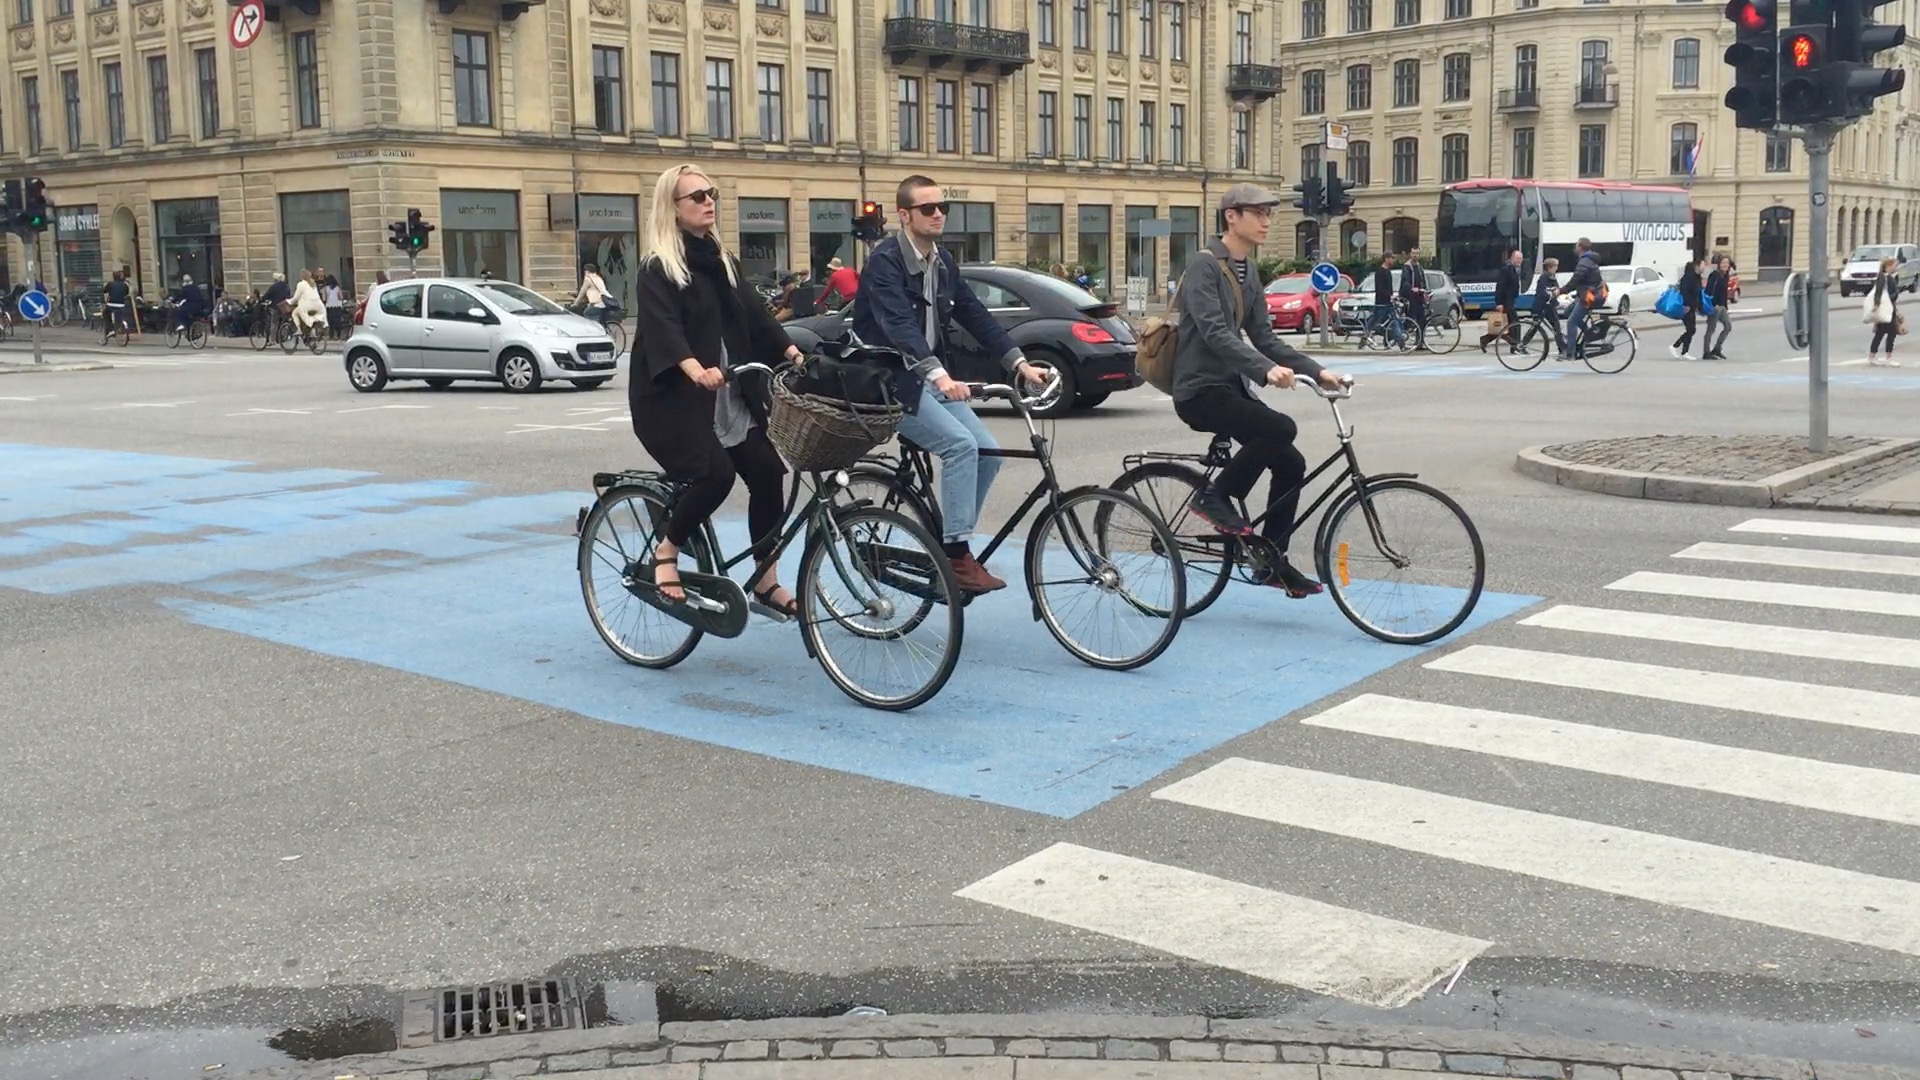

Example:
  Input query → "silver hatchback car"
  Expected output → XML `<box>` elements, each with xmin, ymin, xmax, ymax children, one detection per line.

<box><xmin>342</xmin><ymin>277</ymin><xmax>619</xmax><ymax>393</ymax></box>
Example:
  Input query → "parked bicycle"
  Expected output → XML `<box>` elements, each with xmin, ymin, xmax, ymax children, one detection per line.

<box><xmin>844</xmin><ymin>369</ymin><xmax>1187</xmax><ymax>671</ymax></box>
<box><xmin>577</xmin><ymin>359</ymin><xmax>965</xmax><ymax>711</ymax></box>
<box><xmin>1495</xmin><ymin>308</ymin><xmax>1636</xmax><ymax>374</ymax></box>
<box><xmin>1105</xmin><ymin>378</ymin><xmax>1485</xmax><ymax>645</ymax></box>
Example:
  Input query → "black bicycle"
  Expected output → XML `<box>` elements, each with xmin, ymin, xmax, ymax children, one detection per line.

<box><xmin>842</xmin><ymin>374</ymin><xmax>1187</xmax><ymax>671</ymax></box>
<box><xmin>1106</xmin><ymin>378</ymin><xmax>1485</xmax><ymax>645</ymax></box>
<box><xmin>1496</xmin><ymin>307</ymin><xmax>1636</xmax><ymax>374</ymax></box>
<box><xmin>577</xmin><ymin>361</ymin><xmax>965</xmax><ymax>711</ymax></box>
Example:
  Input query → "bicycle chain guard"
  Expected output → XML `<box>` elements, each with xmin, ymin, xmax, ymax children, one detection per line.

<box><xmin>624</xmin><ymin>561</ymin><xmax>750</xmax><ymax>638</ymax></box>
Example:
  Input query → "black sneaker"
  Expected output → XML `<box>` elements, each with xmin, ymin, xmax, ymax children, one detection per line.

<box><xmin>1269</xmin><ymin>560</ymin><xmax>1325</xmax><ymax>598</ymax></box>
<box><xmin>1188</xmin><ymin>489</ymin><xmax>1253</xmax><ymax>537</ymax></box>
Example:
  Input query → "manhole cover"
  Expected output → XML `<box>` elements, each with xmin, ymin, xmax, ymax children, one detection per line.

<box><xmin>399</xmin><ymin>978</ymin><xmax>586</xmax><ymax>1046</ymax></box>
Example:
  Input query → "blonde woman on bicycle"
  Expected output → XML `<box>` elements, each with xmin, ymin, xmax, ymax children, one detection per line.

<box><xmin>290</xmin><ymin>270</ymin><xmax>328</xmax><ymax>339</ymax></box>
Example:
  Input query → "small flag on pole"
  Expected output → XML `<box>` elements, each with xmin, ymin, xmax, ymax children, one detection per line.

<box><xmin>1685</xmin><ymin>138</ymin><xmax>1704</xmax><ymax>183</ymax></box>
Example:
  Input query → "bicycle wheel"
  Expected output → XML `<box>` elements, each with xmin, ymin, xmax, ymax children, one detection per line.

<box><xmin>188</xmin><ymin>320</ymin><xmax>209</xmax><ymax>349</ymax></box>
<box><xmin>606</xmin><ymin>320</ymin><xmax>628</xmax><ymax>356</ymax></box>
<box><xmin>1420</xmin><ymin>317</ymin><xmax>1462</xmax><ymax>355</ymax></box>
<box><xmin>1104</xmin><ymin>462</ymin><xmax>1234</xmax><ymax>618</ymax></box>
<box><xmin>579</xmin><ymin>483</ymin><xmax>706</xmax><ymax>668</ymax></box>
<box><xmin>1494</xmin><ymin>322</ymin><xmax>1547</xmax><ymax>372</ymax></box>
<box><xmin>281</xmin><ymin>323</ymin><xmax>300</xmax><ymax>353</ymax></box>
<box><xmin>1031</xmin><ymin>486</ymin><xmax>1185</xmax><ymax>671</ymax></box>
<box><xmin>1316</xmin><ymin>478</ymin><xmax>1485</xmax><ymax>645</ymax></box>
<box><xmin>798</xmin><ymin>504</ymin><xmax>961</xmax><ymax>711</ymax></box>
<box><xmin>1386</xmin><ymin>317</ymin><xmax>1417</xmax><ymax>353</ymax></box>
<box><xmin>308</xmin><ymin>328</ymin><xmax>326</xmax><ymax>354</ymax></box>
<box><xmin>248</xmin><ymin>320</ymin><xmax>270</xmax><ymax>350</ymax></box>
<box><xmin>49</xmin><ymin>301</ymin><xmax>68</xmax><ymax>328</ymax></box>
<box><xmin>1583</xmin><ymin>322</ymin><xmax>1637</xmax><ymax>374</ymax></box>
<box><xmin>842</xmin><ymin>463</ymin><xmax>942</xmax><ymax>538</ymax></box>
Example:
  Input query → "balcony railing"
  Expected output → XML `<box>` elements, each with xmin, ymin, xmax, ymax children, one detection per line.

<box><xmin>431</xmin><ymin>0</ymin><xmax>545</xmax><ymax>20</ymax></box>
<box><xmin>1574</xmin><ymin>80</ymin><xmax>1619</xmax><ymax>108</ymax></box>
<box><xmin>1226</xmin><ymin>63</ymin><xmax>1285</xmax><ymax>102</ymax></box>
<box><xmin>1498</xmin><ymin>87</ymin><xmax>1541</xmax><ymax>111</ymax></box>
<box><xmin>883</xmin><ymin>18</ymin><xmax>1033</xmax><ymax>75</ymax></box>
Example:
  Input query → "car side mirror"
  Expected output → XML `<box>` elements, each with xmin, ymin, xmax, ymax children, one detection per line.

<box><xmin>467</xmin><ymin>307</ymin><xmax>490</xmax><ymax>322</ymax></box>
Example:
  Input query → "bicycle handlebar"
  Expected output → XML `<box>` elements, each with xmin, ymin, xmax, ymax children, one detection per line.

<box><xmin>1291</xmin><ymin>374</ymin><xmax>1356</xmax><ymax>400</ymax></box>
<box><xmin>963</xmin><ymin>369</ymin><xmax>1064</xmax><ymax>411</ymax></box>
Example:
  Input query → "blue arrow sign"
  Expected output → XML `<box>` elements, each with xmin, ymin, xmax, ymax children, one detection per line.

<box><xmin>16</xmin><ymin>289</ymin><xmax>50</xmax><ymax>322</ymax></box>
<box><xmin>1309</xmin><ymin>262</ymin><xmax>1342</xmax><ymax>294</ymax></box>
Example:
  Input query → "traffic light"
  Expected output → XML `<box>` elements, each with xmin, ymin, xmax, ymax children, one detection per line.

<box><xmin>1776</xmin><ymin>21</ymin><xmax>1829</xmax><ymax>122</ymax></box>
<box><xmin>852</xmin><ymin>199</ymin><xmax>886</xmax><ymax>242</ymax></box>
<box><xmin>1830</xmin><ymin>0</ymin><xmax>1906</xmax><ymax>117</ymax></box>
<box><xmin>17</xmin><ymin>177</ymin><xmax>48</xmax><ymax>232</ymax></box>
<box><xmin>1324</xmin><ymin>162</ymin><xmax>1355</xmax><ymax>217</ymax></box>
<box><xmin>1291</xmin><ymin>174</ymin><xmax>1325</xmax><ymax>217</ymax></box>
<box><xmin>387</xmin><ymin>220</ymin><xmax>410</xmax><ymax>251</ymax></box>
<box><xmin>2</xmin><ymin>180</ymin><xmax>20</xmax><ymax>225</ymax></box>
<box><xmin>404</xmin><ymin>208</ymin><xmax>434</xmax><ymax>252</ymax></box>
<box><xmin>1723</xmin><ymin>0</ymin><xmax>1780</xmax><ymax>129</ymax></box>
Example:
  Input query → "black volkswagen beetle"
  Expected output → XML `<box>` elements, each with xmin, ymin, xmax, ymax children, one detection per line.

<box><xmin>780</xmin><ymin>263</ymin><xmax>1140</xmax><ymax>418</ymax></box>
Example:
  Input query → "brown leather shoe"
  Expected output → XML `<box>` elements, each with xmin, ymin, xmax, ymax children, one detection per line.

<box><xmin>949</xmin><ymin>552</ymin><xmax>1008</xmax><ymax>593</ymax></box>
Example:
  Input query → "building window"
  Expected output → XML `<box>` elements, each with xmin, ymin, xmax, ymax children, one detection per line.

<box><xmin>1441</xmin><ymin>133</ymin><xmax>1468</xmax><ymax>182</ymax></box>
<box><xmin>452</xmin><ymin>30</ymin><xmax>493</xmax><ymax>126</ymax></box>
<box><xmin>1442</xmin><ymin>52</ymin><xmax>1470</xmax><ymax>101</ymax></box>
<box><xmin>1394</xmin><ymin>0</ymin><xmax>1419</xmax><ymax>25</ymax></box>
<box><xmin>805</xmin><ymin>0</ymin><xmax>829</xmax><ymax>12</ymax></box>
<box><xmin>1137</xmin><ymin>100</ymin><xmax>1156</xmax><ymax>161</ymax></box>
<box><xmin>758</xmin><ymin>0</ymin><xmax>781</xmax><ymax>7</ymax></box>
<box><xmin>1301</xmin><ymin>69</ymin><xmax>1325</xmax><ymax>114</ymax></box>
<box><xmin>1578</xmin><ymin>123</ymin><xmax>1605</xmax><ymax>177</ymax></box>
<box><xmin>1301</xmin><ymin>0</ymin><xmax>1325</xmax><ymax>38</ymax></box>
<box><xmin>60</xmin><ymin>68</ymin><xmax>80</xmax><ymax>150</ymax></box>
<box><xmin>1392</xmin><ymin>135</ymin><xmax>1418</xmax><ymax>185</ymax></box>
<box><xmin>806</xmin><ymin>67</ymin><xmax>832</xmax><ymax>143</ymax></box>
<box><xmin>1511</xmin><ymin>126</ymin><xmax>1534</xmax><ymax>178</ymax></box>
<box><xmin>1580</xmin><ymin>40</ymin><xmax>1609</xmax><ymax>88</ymax></box>
<box><xmin>1169</xmin><ymin>102</ymin><xmax>1185</xmax><ymax>163</ymax></box>
<box><xmin>967</xmin><ymin>0</ymin><xmax>989</xmax><ymax>25</ymax></box>
<box><xmin>1234</xmin><ymin>10</ymin><xmax>1253</xmax><ymax>60</ymax></box>
<box><xmin>706</xmin><ymin>59</ymin><xmax>735</xmax><ymax>139</ymax></box>
<box><xmin>934</xmin><ymin>79</ymin><xmax>958</xmax><ymax>151</ymax></box>
<box><xmin>1393</xmin><ymin>58</ymin><xmax>1419</xmax><ymax>107</ymax></box>
<box><xmin>1231</xmin><ymin>108</ymin><xmax>1250</xmax><ymax>170</ymax></box>
<box><xmin>755</xmin><ymin>63</ymin><xmax>784</xmax><ymax>142</ymax></box>
<box><xmin>1073</xmin><ymin>93</ymin><xmax>1091</xmax><ymax>157</ymax></box>
<box><xmin>21</xmin><ymin>75</ymin><xmax>41</xmax><ymax>154</ymax></box>
<box><xmin>1072</xmin><ymin>0</ymin><xmax>1090</xmax><ymax>48</ymax></box>
<box><xmin>1348</xmin><ymin>139</ymin><xmax>1370</xmax><ymax>185</ymax></box>
<box><xmin>1759</xmin><ymin>205</ymin><xmax>1795</xmax><ymax>269</ymax></box>
<box><xmin>1106</xmin><ymin>95</ymin><xmax>1123</xmax><ymax>159</ymax></box>
<box><xmin>195</xmin><ymin>48</ymin><xmax>219</xmax><ymax>138</ymax></box>
<box><xmin>1444</xmin><ymin>0</ymin><xmax>1469</xmax><ymax>17</ymax></box>
<box><xmin>291</xmin><ymin>31</ymin><xmax>320</xmax><ymax>129</ymax></box>
<box><xmin>1037</xmin><ymin>0</ymin><xmax>1056</xmax><ymax>45</ymax></box>
<box><xmin>970</xmin><ymin>84</ymin><xmax>992</xmax><ymax>154</ymax></box>
<box><xmin>102</xmin><ymin>61</ymin><xmax>124</xmax><ymax>148</ymax></box>
<box><xmin>1301</xmin><ymin>143</ymin><xmax>1323</xmax><ymax>184</ymax></box>
<box><xmin>1766</xmin><ymin>131</ymin><xmax>1792</xmax><ymax>172</ymax></box>
<box><xmin>1037</xmin><ymin>89</ymin><xmax>1059</xmax><ymax>156</ymax></box>
<box><xmin>1514</xmin><ymin>43</ymin><xmax>1537</xmax><ymax>91</ymax></box>
<box><xmin>1167</xmin><ymin>1</ymin><xmax>1185</xmax><ymax>60</ymax></box>
<box><xmin>651</xmin><ymin>52</ymin><xmax>682</xmax><ymax>137</ymax></box>
<box><xmin>1672</xmin><ymin>37</ymin><xmax>1700</xmax><ymax>88</ymax></box>
<box><xmin>15</xmin><ymin>0</ymin><xmax>30</xmax><ymax>22</ymax></box>
<box><xmin>1140</xmin><ymin>0</ymin><xmax>1156</xmax><ymax>56</ymax></box>
<box><xmin>1106</xmin><ymin>0</ymin><xmax>1123</xmax><ymax>52</ymax></box>
<box><xmin>1348</xmin><ymin>0</ymin><xmax>1372</xmax><ymax>31</ymax></box>
<box><xmin>592</xmin><ymin>46</ymin><xmax>624</xmax><ymax>133</ymax></box>
<box><xmin>1669</xmin><ymin>122</ymin><xmax>1698</xmax><ymax>176</ymax></box>
<box><xmin>896</xmin><ymin>76</ymin><xmax>920</xmax><ymax>150</ymax></box>
<box><xmin>1347</xmin><ymin>64</ymin><xmax>1372</xmax><ymax>110</ymax></box>
<box><xmin>146</xmin><ymin>54</ymin><xmax>169</xmax><ymax>143</ymax></box>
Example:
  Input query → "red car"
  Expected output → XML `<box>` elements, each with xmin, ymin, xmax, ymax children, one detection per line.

<box><xmin>1264</xmin><ymin>273</ymin><xmax>1355</xmax><ymax>333</ymax></box>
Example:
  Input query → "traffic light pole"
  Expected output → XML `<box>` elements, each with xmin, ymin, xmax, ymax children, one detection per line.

<box><xmin>22</xmin><ymin>232</ymin><xmax>43</xmax><ymax>366</ymax></box>
<box><xmin>1317</xmin><ymin>212</ymin><xmax>1333</xmax><ymax>350</ymax></box>
<box><xmin>1801</xmin><ymin>125</ymin><xmax>1834</xmax><ymax>453</ymax></box>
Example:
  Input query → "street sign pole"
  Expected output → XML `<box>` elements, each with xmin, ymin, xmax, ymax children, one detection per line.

<box><xmin>1802</xmin><ymin>125</ymin><xmax>1833</xmax><ymax>453</ymax></box>
<box><xmin>23</xmin><ymin>233</ymin><xmax>43</xmax><ymax>366</ymax></box>
<box><xmin>1318</xmin><ymin>212</ymin><xmax>1333</xmax><ymax>350</ymax></box>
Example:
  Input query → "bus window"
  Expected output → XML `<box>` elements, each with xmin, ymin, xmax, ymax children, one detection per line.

<box><xmin>1435</xmin><ymin>185</ymin><xmax>1522</xmax><ymax>284</ymax></box>
<box><xmin>1539</xmin><ymin>189</ymin><xmax>1572</xmax><ymax>222</ymax></box>
<box><xmin>1619</xmin><ymin>191</ymin><xmax>1650</xmax><ymax>219</ymax></box>
<box><xmin>1658</xmin><ymin>192</ymin><xmax>1691</xmax><ymax>222</ymax></box>
<box><xmin>1566</xmin><ymin>190</ymin><xmax>1599</xmax><ymax>221</ymax></box>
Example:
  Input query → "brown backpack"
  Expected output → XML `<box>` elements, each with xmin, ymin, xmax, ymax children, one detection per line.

<box><xmin>1138</xmin><ymin>255</ymin><xmax>1242</xmax><ymax>395</ymax></box>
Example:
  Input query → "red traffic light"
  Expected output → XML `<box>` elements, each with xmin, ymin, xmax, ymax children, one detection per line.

<box><xmin>1788</xmin><ymin>32</ymin><xmax>1817</xmax><ymax>66</ymax></box>
<box><xmin>860</xmin><ymin>201</ymin><xmax>881</xmax><ymax>216</ymax></box>
<box><xmin>1729</xmin><ymin>0</ymin><xmax>1770</xmax><ymax>30</ymax></box>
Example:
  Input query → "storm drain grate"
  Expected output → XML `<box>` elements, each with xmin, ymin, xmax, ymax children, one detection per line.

<box><xmin>404</xmin><ymin>978</ymin><xmax>586</xmax><ymax>1044</ymax></box>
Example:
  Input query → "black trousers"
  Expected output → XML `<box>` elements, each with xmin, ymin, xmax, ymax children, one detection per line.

<box><xmin>1872</xmin><ymin>321</ymin><xmax>1899</xmax><ymax>353</ymax></box>
<box><xmin>1674</xmin><ymin>309</ymin><xmax>1697</xmax><ymax>353</ymax></box>
<box><xmin>664</xmin><ymin>425</ymin><xmax>788</xmax><ymax>567</ymax></box>
<box><xmin>1175</xmin><ymin>385</ymin><xmax>1308</xmax><ymax>551</ymax></box>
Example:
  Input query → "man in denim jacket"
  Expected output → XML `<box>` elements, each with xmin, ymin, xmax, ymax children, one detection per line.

<box><xmin>853</xmin><ymin>174</ymin><xmax>1047</xmax><ymax>593</ymax></box>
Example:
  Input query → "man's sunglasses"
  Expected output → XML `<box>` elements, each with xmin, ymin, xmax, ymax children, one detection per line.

<box><xmin>901</xmin><ymin>201</ymin><xmax>949</xmax><ymax>217</ymax></box>
<box><xmin>676</xmin><ymin>187</ymin><xmax>720</xmax><ymax>204</ymax></box>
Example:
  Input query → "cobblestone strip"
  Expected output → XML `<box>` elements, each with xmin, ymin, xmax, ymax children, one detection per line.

<box><xmin>1781</xmin><ymin>443</ymin><xmax>1920</xmax><ymax>513</ymax></box>
<box><xmin>1517</xmin><ymin>435</ymin><xmax>1918</xmax><ymax>510</ymax></box>
<box><xmin>234</xmin><ymin>1014</ymin><xmax>1920</xmax><ymax>1080</ymax></box>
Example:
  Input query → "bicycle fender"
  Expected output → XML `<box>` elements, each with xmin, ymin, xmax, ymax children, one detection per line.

<box><xmin>1350</xmin><ymin>471</ymin><xmax>1421</xmax><ymax>485</ymax></box>
<box><xmin>1312</xmin><ymin>474</ymin><xmax>1422</xmax><ymax>583</ymax></box>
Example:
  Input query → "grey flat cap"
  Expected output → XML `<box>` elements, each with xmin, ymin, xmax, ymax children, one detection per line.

<box><xmin>1218</xmin><ymin>182</ymin><xmax>1281</xmax><ymax>211</ymax></box>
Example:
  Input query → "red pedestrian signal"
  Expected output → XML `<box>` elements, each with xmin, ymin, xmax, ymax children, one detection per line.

<box><xmin>1733</xmin><ymin>0</ymin><xmax>1770</xmax><ymax>30</ymax></box>
<box><xmin>1789</xmin><ymin>32</ymin><xmax>1817</xmax><ymax>65</ymax></box>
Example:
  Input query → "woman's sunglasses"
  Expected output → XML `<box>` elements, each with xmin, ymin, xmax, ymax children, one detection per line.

<box><xmin>676</xmin><ymin>187</ymin><xmax>720</xmax><ymax>205</ymax></box>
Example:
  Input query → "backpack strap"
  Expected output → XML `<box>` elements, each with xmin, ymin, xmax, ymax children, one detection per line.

<box><xmin>1209</xmin><ymin>254</ymin><xmax>1246</xmax><ymax>329</ymax></box>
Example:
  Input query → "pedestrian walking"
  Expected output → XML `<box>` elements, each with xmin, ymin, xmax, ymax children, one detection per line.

<box><xmin>1671</xmin><ymin>257</ymin><xmax>1706</xmax><ymax>359</ymax></box>
<box><xmin>1479</xmin><ymin>248</ymin><xmax>1522</xmax><ymax>352</ymax></box>
<box><xmin>1702</xmin><ymin>255</ymin><xmax>1734</xmax><ymax>359</ymax></box>
<box><xmin>1866</xmin><ymin>255</ymin><xmax>1903</xmax><ymax>367</ymax></box>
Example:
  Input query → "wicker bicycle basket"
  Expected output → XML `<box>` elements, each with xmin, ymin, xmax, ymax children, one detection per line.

<box><xmin>766</xmin><ymin>373</ymin><xmax>906</xmax><ymax>472</ymax></box>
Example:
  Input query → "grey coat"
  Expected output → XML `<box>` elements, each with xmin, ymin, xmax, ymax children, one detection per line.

<box><xmin>1170</xmin><ymin>238</ymin><xmax>1323</xmax><ymax>402</ymax></box>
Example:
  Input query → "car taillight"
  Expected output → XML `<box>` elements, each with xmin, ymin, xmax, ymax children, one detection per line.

<box><xmin>1071</xmin><ymin>321</ymin><xmax>1116</xmax><ymax>344</ymax></box>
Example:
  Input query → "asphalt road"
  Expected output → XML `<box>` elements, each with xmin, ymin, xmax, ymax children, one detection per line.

<box><xmin>3</xmin><ymin>303</ymin><xmax>1919</xmax><ymax>1078</ymax></box>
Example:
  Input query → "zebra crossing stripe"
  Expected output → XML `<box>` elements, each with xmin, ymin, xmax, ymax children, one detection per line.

<box><xmin>1424</xmin><ymin>645</ymin><xmax>1920</xmax><ymax>738</ymax></box>
<box><xmin>1673</xmin><ymin>542</ymin><xmax>1920</xmax><ymax>579</ymax></box>
<box><xmin>1730</xmin><ymin>517</ymin><xmax>1920</xmax><ymax>546</ymax></box>
<box><xmin>1153</xmin><ymin>758</ymin><xmax>1920</xmax><ymax>955</ymax></box>
<box><xmin>954</xmin><ymin>842</ymin><xmax>1488</xmax><ymax>1008</ymax></box>
<box><xmin>1302</xmin><ymin>693</ymin><xmax>1920</xmax><ymax>827</ymax></box>
<box><xmin>1606</xmin><ymin>570</ymin><xmax>1920</xmax><ymax>619</ymax></box>
<box><xmin>1519</xmin><ymin>605</ymin><xmax>1920</xmax><ymax>669</ymax></box>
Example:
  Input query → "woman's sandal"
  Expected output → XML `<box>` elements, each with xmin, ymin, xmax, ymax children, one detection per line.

<box><xmin>652</xmin><ymin>559</ymin><xmax>687</xmax><ymax>604</ymax></box>
<box><xmin>750</xmin><ymin>584</ymin><xmax>799</xmax><ymax>621</ymax></box>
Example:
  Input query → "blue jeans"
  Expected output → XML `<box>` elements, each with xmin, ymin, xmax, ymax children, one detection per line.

<box><xmin>1564</xmin><ymin>300</ymin><xmax>1590</xmax><ymax>357</ymax></box>
<box><xmin>897</xmin><ymin>384</ymin><xmax>1000</xmax><ymax>544</ymax></box>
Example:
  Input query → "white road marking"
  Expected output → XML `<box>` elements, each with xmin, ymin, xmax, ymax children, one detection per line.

<box><xmin>1520</xmin><ymin>604</ymin><xmax>1920</xmax><ymax>669</ymax></box>
<box><xmin>1607</xmin><ymin>570</ymin><xmax>1920</xmax><ymax>619</ymax></box>
<box><xmin>1302</xmin><ymin>693</ymin><xmax>1920</xmax><ymax>827</ymax></box>
<box><xmin>1674</xmin><ymin>541</ymin><xmax>1920</xmax><ymax>578</ymax></box>
<box><xmin>507</xmin><ymin>422</ymin><xmax>613</xmax><ymax>434</ymax></box>
<box><xmin>335</xmin><ymin>404</ymin><xmax>433</xmax><ymax>414</ymax></box>
<box><xmin>1153</xmin><ymin>758</ymin><xmax>1920</xmax><ymax>956</ymax></box>
<box><xmin>225</xmin><ymin>407</ymin><xmax>315</xmax><ymax>417</ymax></box>
<box><xmin>954</xmin><ymin>842</ymin><xmax>1488</xmax><ymax>1008</ymax></box>
<box><xmin>1425</xmin><ymin>645</ymin><xmax>1920</xmax><ymax>738</ymax></box>
<box><xmin>0</xmin><ymin>395</ymin><xmax>53</xmax><ymax>401</ymax></box>
<box><xmin>94</xmin><ymin>401</ymin><xmax>198</xmax><ymax>409</ymax></box>
<box><xmin>1730</xmin><ymin>517</ymin><xmax>1920</xmax><ymax>546</ymax></box>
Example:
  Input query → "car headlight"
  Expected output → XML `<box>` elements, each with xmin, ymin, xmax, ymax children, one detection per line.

<box><xmin>521</xmin><ymin>320</ymin><xmax>564</xmax><ymax>336</ymax></box>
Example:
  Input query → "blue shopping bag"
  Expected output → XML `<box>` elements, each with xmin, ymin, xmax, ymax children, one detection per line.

<box><xmin>1653</xmin><ymin>285</ymin><xmax>1685</xmax><ymax>320</ymax></box>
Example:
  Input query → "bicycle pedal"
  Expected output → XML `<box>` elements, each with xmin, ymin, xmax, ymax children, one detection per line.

<box><xmin>747</xmin><ymin>598</ymin><xmax>794</xmax><ymax>624</ymax></box>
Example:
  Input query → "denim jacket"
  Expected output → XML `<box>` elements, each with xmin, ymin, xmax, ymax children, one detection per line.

<box><xmin>850</xmin><ymin>233</ymin><xmax>1023</xmax><ymax>413</ymax></box>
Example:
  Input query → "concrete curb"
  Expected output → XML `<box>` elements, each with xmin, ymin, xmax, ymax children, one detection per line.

<box><xmin>0</xmin><ymin>360</ymin><xmax>114</xmax><ymax>374</ymax></box>
<box><xmin>228</xmin><ymin>1011</ymin><xmax>1920</xmax><ymax>1080</ymax></box>
<box><xmin>1514</xmin><ymin>437</ymin><xmax>1920</xmax><ymax>509</ymax></box>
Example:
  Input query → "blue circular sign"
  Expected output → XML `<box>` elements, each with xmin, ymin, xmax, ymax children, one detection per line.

<box><xmin>1309</xmin><ymin>262</ymin><xmax>1342</xmax><ymax>294</ymax></box>
<box><xmin>16</xmin><ymin>289</ymin><xmax>50</xmax><ymax>322</ymax></box>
